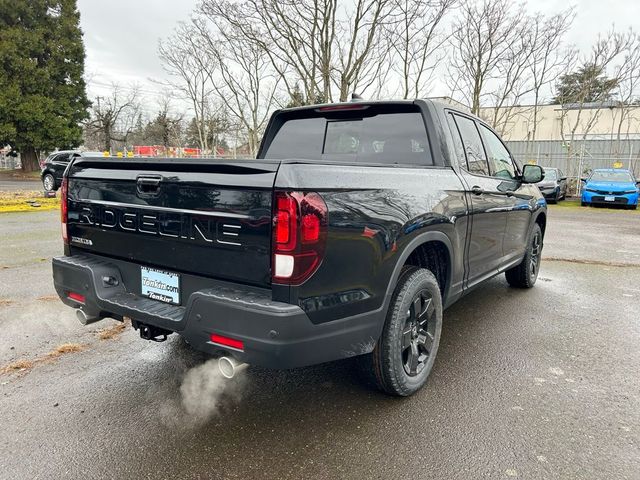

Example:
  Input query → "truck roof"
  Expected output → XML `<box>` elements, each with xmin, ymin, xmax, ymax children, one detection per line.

<box><xmin>277</xmin><ymin>98</ymin><xmax>470</xmax><ymax>116</ymax></box>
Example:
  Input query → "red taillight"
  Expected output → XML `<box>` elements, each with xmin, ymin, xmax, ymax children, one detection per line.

<box><xmin>275</xmin><ymin>195</ymin><xmax>297</xmax><ymax>249</ymax></box>
<box><xmin>67</xmin><ymin>292</ymin><xmax>85</xmax><ymax>303</ymax></box>
<box><xmin>272</xmin><ymin>191</ymin><xmax>328</xmax><ymax>285</ymax></box>
<box><xmin>301</xmin><ymin>214</ymin><xmax>320</xmax><ymax>243</ymax></box>
<box><xmin>210</xmin><ymin>333</ymin><xmax>244</xmax><ymax>351</ymax></box>
<box><xmin>61</xmin><ymin>177</ymin><xmax>69</xmax><ymax>244</ymax></box>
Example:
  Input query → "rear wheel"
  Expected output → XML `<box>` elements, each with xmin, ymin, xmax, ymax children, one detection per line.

<box><xmin>363</xmin><ymin>267</ymin><xmax>443</xmax><ymax>397</ymax></box>
<box><xmin>43</xmin><ymin>173</ymin><xmax>55</xmax><ymax>192</ymax></box>
<box><xmin>505</xmin><ymin>223</ymin><xmax>542</xmax><ymax>289</ymax></box>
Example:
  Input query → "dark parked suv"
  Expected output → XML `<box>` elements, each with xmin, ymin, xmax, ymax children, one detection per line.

<box><xmin>41</xmin><ymin>150</ymin><xmax>80</xmax><ymax>192</ymax></box>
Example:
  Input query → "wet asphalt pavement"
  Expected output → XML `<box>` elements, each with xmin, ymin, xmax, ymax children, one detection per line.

<box><xmin>0</xmin><ymin>206</ymin><xmax>639</xmax><ymax>479</ymax></box>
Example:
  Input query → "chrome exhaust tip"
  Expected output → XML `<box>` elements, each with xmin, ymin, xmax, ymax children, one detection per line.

<box><xmin>218</xmin><ymin>356</ymin><xmax>247</xmax><ymax>379</ymax></box>
<box><xmin>76</xmin><ymin>308</ymin><xmax>102</xmax><ymax>325</ymax></box>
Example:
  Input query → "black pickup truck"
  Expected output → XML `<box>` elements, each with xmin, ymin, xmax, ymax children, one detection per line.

<box><xmin>52</xmin><ymin>99</ymin><xmax>546</xmax><ymax>396</ymax></box>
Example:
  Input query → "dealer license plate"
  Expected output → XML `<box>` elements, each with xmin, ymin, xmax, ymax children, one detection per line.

<box><xmin>141</xmin><ymin>266</ymin><xmax>180</xmax><ymax>305</ymax></box>
<box><xmin>604</xmin><ymin>196</ymin><xmax>615</xmax><ymax>202</ymax></box>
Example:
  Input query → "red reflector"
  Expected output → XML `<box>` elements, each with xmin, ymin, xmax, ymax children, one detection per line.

<box><xmin>210</xmin><ymin>333</ymin><xmax>244</xmax><ymax>351</ymax></box>
<box><xmin>301</xmin><ymin>213</ymin><xmax>320</xmax><ymax>242</ymax></box>
<box><xmin>68</xmin><ymin>292</ymin><xmax>85</xmax><ymax>303</ymax></box>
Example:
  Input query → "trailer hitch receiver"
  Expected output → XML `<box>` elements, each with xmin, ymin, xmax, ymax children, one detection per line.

<box><xmin>132</xmin><ymin>320</ymin><xmax>172</xmax><ymax>342</ymax></box>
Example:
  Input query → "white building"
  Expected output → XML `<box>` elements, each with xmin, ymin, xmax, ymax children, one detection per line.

<box><xmin>478</xmin><ymin>102</ymin><xmax>640</xmax><ymax>142</ymax></box>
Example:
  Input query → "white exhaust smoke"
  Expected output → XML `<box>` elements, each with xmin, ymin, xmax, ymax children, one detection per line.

<box><xmin>160</xmin><ymin>357</ymin><xmax>248</xmax><ymax>428</ymax></box>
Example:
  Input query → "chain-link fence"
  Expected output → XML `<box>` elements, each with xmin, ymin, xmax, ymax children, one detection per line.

<box><xmin>0</xmin><ymin>154</ymin><xmax>21</xmax><ymax>170</ymax></box>
<box><xmin>507</xmin><ymin>139</ymin><xmax>640</xmax><ymax>195</ymax></box>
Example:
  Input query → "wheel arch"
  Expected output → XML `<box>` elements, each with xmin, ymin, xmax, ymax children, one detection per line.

<box><xmin>384</xmin><ymin>231</ymin><xmax>454</xmax><ymax>309</ymax></box>
<box><xmin>533</xmin><ymin>210</ymin><xmax>547</xmax><ymax>237</ymax></box>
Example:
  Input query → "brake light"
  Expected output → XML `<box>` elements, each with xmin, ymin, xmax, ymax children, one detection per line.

<box><xmin>275</xmin><ymin>194</ymin><xmax>297</xmax><ymax>249</ymax></box>
<box><xmin>316</xmin><ymin>104</ymin><xmax>370</xmax><ymax>112</ymax></box>
<box><xmin>61</xmin><ymin>177</ymin><xmax>68</xmax><ymax>244</ymax></box>
<box><xmin>272</xmin><ymin>191</ymin><xmax>328</xmax><ymax>285</ymax></box>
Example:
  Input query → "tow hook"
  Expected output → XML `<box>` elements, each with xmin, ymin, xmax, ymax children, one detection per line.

<box><xmin>132</xmin><ymin>320</ymin><xmax>171</xmax><ymax>342</ymax></box>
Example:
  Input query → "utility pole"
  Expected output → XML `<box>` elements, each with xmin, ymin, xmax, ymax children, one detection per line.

<box><xmin>576</xmin><ymin>143</ymin><xmax>585</xmax><ymax>197</ymax></box>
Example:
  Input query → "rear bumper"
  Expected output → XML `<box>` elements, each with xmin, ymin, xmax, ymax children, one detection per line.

<box><xmin>52</xmin><ymin>254</ymin><xmax>381</xmax><ymax>369</ymax></box>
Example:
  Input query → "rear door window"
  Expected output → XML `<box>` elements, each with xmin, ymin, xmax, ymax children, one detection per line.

<box><xmin>452</xmin><ymin>114</ymin><xmax>489</xmax><ymax>176</ymax></box>
<box><xmin>52</xmin><ymin>153</ymin><xmax>71</xmax><ymax>164</ymax></box>
<box><xmin>264</xmin><ymin>107</ymin><xmax>432</xmax><ymax>165</ymax></box>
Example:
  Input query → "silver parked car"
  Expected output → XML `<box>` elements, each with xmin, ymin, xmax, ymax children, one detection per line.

<box><xmin>536</xmin><ymin>167</ymin><xmax>567</xmax><ymax>203</ymax></box>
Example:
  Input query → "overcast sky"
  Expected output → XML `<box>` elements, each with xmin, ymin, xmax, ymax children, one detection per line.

<box><xmin>77</xmin><ymin>0</ymin><xmax>640</xmax><ymax>114</ymax></box>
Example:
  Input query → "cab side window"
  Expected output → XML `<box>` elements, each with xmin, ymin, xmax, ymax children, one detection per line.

<box><xmin>452</xmin><ymin>114</ymin><xmax>489</xmax><ymax>176</ymax></box>
<box><xmin>478</xmin><ymin>124</ymin><xmax>516</xmax><ymax>180</ymax></box>
<box><xmin>446</xmin><ymin>113</ymin><xmax>466</xmax><ymax>169</ymax></box>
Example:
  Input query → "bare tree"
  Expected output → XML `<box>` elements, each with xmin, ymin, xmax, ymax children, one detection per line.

<box><xmin>200</xmin><ymin>0</ymin><xmax>395</xmax><ymax>103</ymax></box>
<box><xmin>84</xmin><ymin>83</ymin><xmax>140</xmax><ymax>152</ymax></box>
<box><xmin>526</xmin><ymin>10</ymin><xmax>576</xmax><ymax>142</ymax></box>
<box><xmin>334</xmin><ymin>0</ymin><xmax>396</xmax><ymax>101</ymax></box>
<box><xmin>196</xmin><ymin>20</ymin><xmax>280</xmax><ymax>157</ymax></box>
<box><xmin>550</xmin><ymin>29</ymin><xmax>635</xmax><ymax>183</ymax></box>
<box><xmin>557</xmin><ymin>30</ymin><xmax>634</xmax><ymax>150</ymax></box>
<box><xmin>144</xmin><ymin>94</ymin><xmax>185</xmax><ymax>148</ymax></box>
<box><xmin>158</xmin><ymin>22</ymin><xmax>216</xmax><ymax>153</ymax></box>
<box><xmin>200</xmin><ymin>0</ymin><xmax>336</xmax><ymax>103</ymax></box>
<box><xmin>389</xmin><ymin>0</ymin><xmax>456</xmax><ymax>99</ymax></box>
<box><xmin>612</xmin><ymin>31</ymin><xmax>640</xmax><ymax>147</ymax></box>
<box><xmin>485</xmin><ymin>23</ymin><xmax>536</xmax><ymax>136</ymax></box>
<box><xmin>448</xmin><ymin>0</ymin><xmax>525</xmax><ymax>115</ymax></box>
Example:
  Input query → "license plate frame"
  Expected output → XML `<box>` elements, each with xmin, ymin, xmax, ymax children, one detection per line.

<box><xmin>604</xmin><ymin>195</ymin><xmax>615</xmax><ymax>202</ymax></box>
<box><xmin>140</xmin><ymin>266</ymin><xmax>181</xmax><ymax>305</ymax></box>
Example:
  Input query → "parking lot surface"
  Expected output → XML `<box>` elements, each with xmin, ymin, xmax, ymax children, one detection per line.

<box><xmin>0</xmin><ymin>207</ymin><xmax>639</xmax><ymax>479</ymax></box>
<box><xmin>0</xmin><ymin>178</ymin><xmax>42</xmax><ymax>192</ymax></box>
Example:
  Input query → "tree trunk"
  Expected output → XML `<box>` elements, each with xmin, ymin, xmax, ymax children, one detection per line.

<box><xmin>103</xmin><ymin>126</ymin><xmax>111</xmax><ymax>153</ymax></box>
<box><xmin>20</xmin><ymin>147</ymin><xmax>39</xmax><ymax>172</ymax></box>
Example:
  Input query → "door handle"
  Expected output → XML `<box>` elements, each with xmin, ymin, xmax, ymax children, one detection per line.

<box><xmin>471</xmin><ymin>186</ymin><xmax>484</xmax><ymax>195</ymax></box>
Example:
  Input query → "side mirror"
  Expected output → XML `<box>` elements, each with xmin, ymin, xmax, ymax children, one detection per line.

<box><xmin>581</xmin><ymin>177</ymin><xmax>588</xmax><ymax>183</ymax></box>
<box><xmin>561</xmin><ymin>176</ymin><xmax>567</xmax><ymax>181</ymax></box>
<box><xmin>522</xmin><ymin>164</ymin><xmax>544</xmax><ymax>184</ymax></box>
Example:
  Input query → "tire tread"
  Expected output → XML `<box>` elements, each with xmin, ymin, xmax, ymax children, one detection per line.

<box><xmin>367</xmin><ymin>266</ymin><xmax>442</xmax><ymax>396</ymax></box>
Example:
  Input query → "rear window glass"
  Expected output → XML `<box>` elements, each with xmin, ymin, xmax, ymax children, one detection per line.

<box><xmin>590</xmin><ymin>170</ymin><xmax>633</xmax><ymax>182</ymax></box>
<box><xmin>264</xmin><ymin>108</ymin><xmax>432</xmax><ymax>165</ymax></box>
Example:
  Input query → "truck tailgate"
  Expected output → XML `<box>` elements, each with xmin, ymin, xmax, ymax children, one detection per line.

<box><xmin>66</xmin><ymin>158</ymin><xmax>278</xmax><ymax>287</ymax></box>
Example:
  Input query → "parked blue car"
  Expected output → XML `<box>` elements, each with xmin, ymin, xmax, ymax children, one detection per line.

<box><xmin>581</xmin><ymin>169</ymin><xmax>639</xmax><ymax>209</ymax></box>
